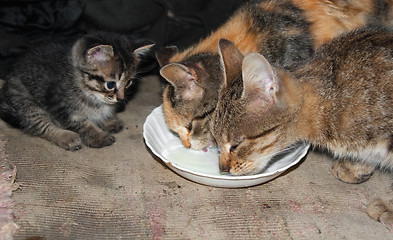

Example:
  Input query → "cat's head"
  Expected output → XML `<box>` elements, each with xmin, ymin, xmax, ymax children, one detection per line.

<box><xmin>211</xmin><ymin>39</ymin><xmax>301</xmax><ymax>175</ymax></box>
<box><xmin>73</xmin><ymin>32</ymin><xmax>153</xmax><ymax>105</ymax></box>
<box><xmin>156</xmin><ymin>46</ymin><xmax>223</xmax><ymax>149</ymax></box>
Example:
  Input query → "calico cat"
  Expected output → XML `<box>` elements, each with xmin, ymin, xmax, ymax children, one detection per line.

<box><xmin>0</xmin><ymin>32</ymin><xmax>153</xmax><ymax>151</ymax></box>
<box><xmin>210</xmin><ymin>28</ymin><xmax>393</xmax><ymax>224</ymax></box>
<box><xmin>156</xmin><ymin>0</ymin><xmax>393</xmax><ymax>151</ymax></box>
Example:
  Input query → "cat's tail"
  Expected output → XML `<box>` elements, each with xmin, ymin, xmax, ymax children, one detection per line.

<box><xmin>0</xmin><ymin>93</ymin><xmax>21</xmax><ymax>128</ymax></box>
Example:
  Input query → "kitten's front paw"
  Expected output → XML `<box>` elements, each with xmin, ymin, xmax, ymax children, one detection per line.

<box><xmin>102</xmin><ymin>119</ymin><xmax>124</xmax><ymax>133</ymax></box>
<box><xmin>83</xmin><ymin>133</ymin><xmax>116</xmax><ymax>148</ymax></box>
<box><xmin>56</xmin><ymin>131</ymin><xmax>82</xmax><ymax>151</ymax></box>
<box><xmin>367</xmin><ymin>198</ymin><xmax>393</xmax><ymax>225</ymax></box>
<box><xmin>330</xmin><ymin>160</ymin><xmax>375</xmax><ymax>184</ymax></box>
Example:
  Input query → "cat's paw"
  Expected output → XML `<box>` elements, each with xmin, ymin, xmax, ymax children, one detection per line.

<box><xmin>102</xmin><ymin>119</ymin><xmax>124</xmax><ymax>133</ymax></box>
<box><xmin>56</xmin><ymin>131</ymin><xmax>83</xmax><ymax>151</ymax></box>
<box><xmin>330</xmin><ymin>160</ymin><xmax>375</xmax><ymax>184</ymax></box>
<box><xmin>367</xmin><ymin>198</ymin><xmax>393</xmax><ymax>225</ymax></box>
<box><xmin>83</xmin><ymin>133</ymin><xmax>116</xmax><ymax>148</ymax></box>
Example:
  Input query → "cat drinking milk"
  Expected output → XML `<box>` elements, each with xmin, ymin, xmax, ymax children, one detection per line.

<box><xmin>211</xmin><ymin>27</ymin><xmax>393</xmax><ymax>224</ymax></box>
<box><xmin>156</xmin><ymin>0</ymin><xmax>393</xmax><ymax>151</ymax></box>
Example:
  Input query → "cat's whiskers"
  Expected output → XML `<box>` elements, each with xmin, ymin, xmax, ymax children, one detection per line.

<box><xmin>248</xmin><ymin>143</ymin><xmax>298</xmax><ymax>174</ymax></box>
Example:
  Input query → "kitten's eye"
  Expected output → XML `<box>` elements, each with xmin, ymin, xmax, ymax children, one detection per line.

<box><xmin>106</xmin><ymin>81</ymin><xmax>116</xmax><ymax>90</ymax></box>
<box><xmin>125</xmin><ymin>80</ymin><xmax>132</xmax><ymax>88</ymax></box>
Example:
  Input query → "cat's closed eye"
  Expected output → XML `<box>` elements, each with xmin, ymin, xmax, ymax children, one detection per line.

<box><xmin>229</xmin><ymin>145</ymin><xmax>238</xmax><ymax>152</ymax></box>
<box><xmin>186</xmin><ymin>122</ymin><xmax>192</xmax><ymax>131</ymax></box>
<box><xmin>230</xmin><ymin>136</ymin><xmax>245</xmax><ymax>152</ymax></box>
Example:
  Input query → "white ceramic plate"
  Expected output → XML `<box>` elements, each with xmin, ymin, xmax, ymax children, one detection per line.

<box><xmin>143</xmin><ymin>105</ymin><xmax>310</xmax><ymax>188</ymax></box>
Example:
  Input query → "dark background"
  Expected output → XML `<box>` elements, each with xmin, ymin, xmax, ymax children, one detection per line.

<box><xmin>0</xmin><ymin>0</ymin><xmax>249</xmax><ymax>77</ymax></box>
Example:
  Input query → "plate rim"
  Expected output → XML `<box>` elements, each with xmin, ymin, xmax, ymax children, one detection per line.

<box><xmin>143</xmin><ymin>105</ymin><xmax>310</xmax><ymax>181</ymax></box>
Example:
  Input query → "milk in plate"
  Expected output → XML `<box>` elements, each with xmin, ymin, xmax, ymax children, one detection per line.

<box><xmin>162</xmin><ymin>138</ymin><xmax>221</xmax><ymax>175</ymax></box>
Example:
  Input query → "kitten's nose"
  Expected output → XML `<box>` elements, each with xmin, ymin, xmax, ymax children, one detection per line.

<box><xmin>116</xmin><ymin>90</ymin><xmax>125</xmax><ymax>101</ymax></box>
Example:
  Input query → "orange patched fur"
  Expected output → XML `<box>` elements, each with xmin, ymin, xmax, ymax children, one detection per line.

<box><xmin>157</xmin><ymin>0</ymin><xmax>393</xmax><ymax>152</ymax></box>
<box><xmin>169</xmin><ymin>0</ymin><xmax>391</xmax><ymax>62</ymax></box>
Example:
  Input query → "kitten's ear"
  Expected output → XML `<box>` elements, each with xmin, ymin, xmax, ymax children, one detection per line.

<box><xmin>86</xmin><ymin>45</ymin><xmax>114</xmax><ymax>64</ymax></box>
<box><xmin>133</xmin><ymin>44</ymin><xmax>155</xmax><ymax>58</ymax></box>
<box><xmin>160</xmin><ymin>63</ymin><xmax>204</xmax><ymax>100</ymax></box>
<box><xmin>155</xmin><ymin>46</ymin><xmax>179</xmax><ymax>67</ymax></box>
<box><xmin>242</xmin><ymin>53</ymin><xmax>278</xmax><ymax>109</ymax></box>
<box><xmin>218</xmin><ymin>39</ymin><xmax>243</xmax><ymax>87</ymax></box>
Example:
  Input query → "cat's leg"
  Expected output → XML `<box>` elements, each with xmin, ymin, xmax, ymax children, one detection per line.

<box><xmin>3</xmin><ymin>89</ymin><xmax>82</xmax><ymax>151</ymax></box>
<box><xmin>20</xmin><ymin>108</ymin><xmax>82</xmax><ymax>151</ymax></box>
<box><xmin>99</xmin><ymin>114</ymin><xmax>124</xmax><ymax>133</ymax></box>
<box><xmin>76</xmin><ymin>120</ymin><xmax>116</xmax><ymax>148</ymax></box>
<box><xmin>330</xmin><ymin>160</ymin><xmax>375</xmax><ymax>184</ymax></box>
<box><xmin>26</xmin><ymin>115</ymin><xmax>82</xmax><ymax>151</ymax></box>
<box><xmin>367</xmin><ymin>198</ymin><xmax>393</xmax><ymax>225</ymax></box>
<box><xmin>43</xmin><ymin>128</ymin><xmax>83</xmax><ymax>151</ymax></box>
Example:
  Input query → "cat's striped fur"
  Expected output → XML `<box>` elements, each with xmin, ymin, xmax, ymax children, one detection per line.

<box><xmin>211</xmin><ymin>27</ymin><xmax>393</xmax><ymax>224</ymax></box>
<box><xmin>0</xmin><ymin>32</ymin><xmax>152</xmax><ymax>151</ymax></box>
<box><xmin>157</xmin><ymin>0</ymin><xmax>393</xmax><ymax>151</ymax></box>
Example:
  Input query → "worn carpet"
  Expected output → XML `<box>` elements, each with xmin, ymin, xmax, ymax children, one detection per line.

<box><xmin>0</xmin><ymin>75</ymin><xmax>392</xmax><ymax>239</ymax></box>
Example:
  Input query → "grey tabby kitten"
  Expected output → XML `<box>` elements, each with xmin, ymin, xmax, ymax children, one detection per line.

<box><xmin>0</xmin><ymin>32</ymin><xmax>152</xmax><ymax>151</ymax></box>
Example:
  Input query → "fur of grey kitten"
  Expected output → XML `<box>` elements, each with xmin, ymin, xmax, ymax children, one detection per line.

<box><xmin>0</xmin><ymin>32</ymin><xmax>152</xmax><ymax>151</ymax></box>
<box><xmin>211</xmin><ymin>28</ymin><xmax>393</xmax><ymax>224</ymax></box>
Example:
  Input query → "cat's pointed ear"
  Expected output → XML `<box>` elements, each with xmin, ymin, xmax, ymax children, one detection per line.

<box><xmin>133</xmin><ymin>44</ymin><xmax>155</xmax><ymax>58</ymax></box>
<box><xmin>155</xmin><ymin>46</ymin><xmax>179</xmax><ymax>67</ymax></box>
<box><xmin>242</xmin><ymin>53</ymin><xmax>279</xmax><ymax>109</ymax></box>
<box><xmin>160</xmin><ymin>63</ymin><xmax>204</xmax><ymax>100</ymax></box>
<box><xmin>218</xmin><ymin>39</ymin><xmax>243</xmax><ymax>87</ymax></box>
<box><xmin>86</xmin><ymin>45</ymin><xmax>114</xmax><ymax>64</ymax></box>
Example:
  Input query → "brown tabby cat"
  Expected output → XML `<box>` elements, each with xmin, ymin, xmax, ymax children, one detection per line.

<box><xmin>210</xmin><ymin>28</ymin><xmax>393</xmax><ymax>224</ymax></box>
<box><xmin>157</xmin><ymin>0</ymin><xmax>393</xmax><ymax>152</ymax></box>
